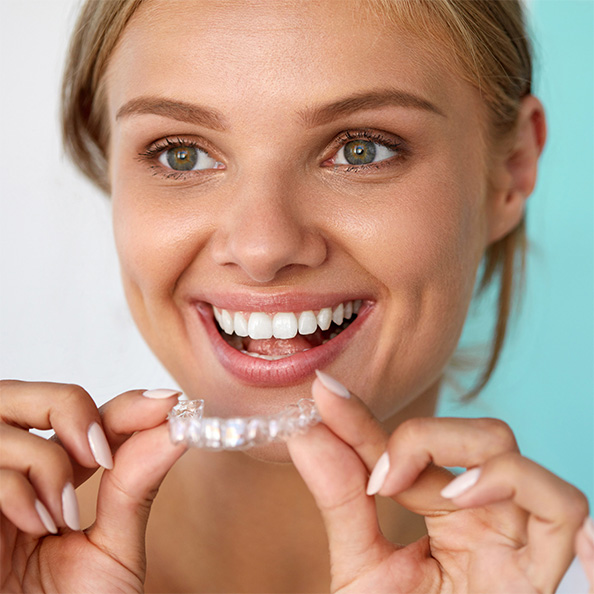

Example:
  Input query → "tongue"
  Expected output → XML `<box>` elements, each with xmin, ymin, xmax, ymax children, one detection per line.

<box><xmin>244</xmin><ymin>330</ymin><xmax>324</xmax><ymax>356</ymax></box>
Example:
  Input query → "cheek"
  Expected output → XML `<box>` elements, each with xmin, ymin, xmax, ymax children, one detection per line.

<box><xmin>335</xmin><ymin>160</ymin><xmax>488</xmax><ymax>416</ymax></box>
<box><xmin>111</xmin><ymin>176</ymin><xmax>210</xmax><ymax>305</ymax></box>
<box><xmin>344</xmin><ymin>166</ymin><xmax>487</xmax><ymax>298</ymax></box>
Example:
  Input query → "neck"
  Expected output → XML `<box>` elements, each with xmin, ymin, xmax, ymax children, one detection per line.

<box><xmin>145</xmin><ymin>382</ymin><xmax>440</xmax><ymax>593</ymax></box>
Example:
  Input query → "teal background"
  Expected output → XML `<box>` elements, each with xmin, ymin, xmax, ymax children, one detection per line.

<box><xmin>438</xmin><ymin>0</ymin><xmax>594</xmax><ymax>506</ymax></box>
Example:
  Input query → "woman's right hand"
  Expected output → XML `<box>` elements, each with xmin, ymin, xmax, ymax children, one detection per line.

<box><xmin>0</xmin><ymin>380</ymin><xmax>185</xmax><ymax>593</ymax></box>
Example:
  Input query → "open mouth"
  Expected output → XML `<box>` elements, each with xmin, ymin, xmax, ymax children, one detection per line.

<box><xmin>212</xmin><ymin>300</ymin><xmax>362</xmax><ymax>360</ymax></box>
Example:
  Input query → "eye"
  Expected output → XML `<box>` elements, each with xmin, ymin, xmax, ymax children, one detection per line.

<box><xmin>158</xmin><ymin>145</ymin><xmax>222</xmax><ymax>171</ymax></box>
<box><xmin>334</xmin><ymin>139</ymin><xmax>398</xmax><ymax>166</ymax></box>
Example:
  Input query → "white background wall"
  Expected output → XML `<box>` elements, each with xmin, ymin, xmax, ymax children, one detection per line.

<box><xmin>0</xmin><ymin>0</ymin><xmax>177</xmax><ymax>403</ymax></box>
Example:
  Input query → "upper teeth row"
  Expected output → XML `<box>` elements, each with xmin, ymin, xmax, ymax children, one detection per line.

<box><xmin>213</xmin><ymin>300</ymin><xmax>362</xmax><ymax>340</ymax></box>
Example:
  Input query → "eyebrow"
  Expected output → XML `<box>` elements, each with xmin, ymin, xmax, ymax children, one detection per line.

<box><xmin>116</xmin><ymin>97</ymin><xmax>227</xmax><ymax>131</ymax></box>
<box><xmin>299</xmin><ymin>89</ymin><xmax>445</xmax><ymax>127</ymax></box>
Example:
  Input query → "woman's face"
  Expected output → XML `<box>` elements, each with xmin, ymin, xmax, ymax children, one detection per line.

<box><xmin>106</xmin><ymin>0</ymin><xmax>494</xmax><ymax>421</ymax></box>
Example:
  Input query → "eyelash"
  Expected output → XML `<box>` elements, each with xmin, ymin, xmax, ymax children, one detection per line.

<box><xmin>137</xmin><ymin>137</ymin><xmax>212</xmax><ymax>180</ymax></box>
<box><xmin>137</xmin><ymin>129</ymin><xmax>406</xmax><ymax>180</ymax></box>
<box><xmin>326</xmin><ymin>129</ymin><xmax>406</xmax><ymax>172</ymax></box>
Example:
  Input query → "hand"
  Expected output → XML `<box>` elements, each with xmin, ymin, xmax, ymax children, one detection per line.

<box><xmin>288</xmin><ymin>373</ymin><xmax>589</xmax><ymax>594</ymax></box>
<box><xmin>0</xmin><ymin>380</ymin><xmax>185</xmax><ymax>593</ymax></box>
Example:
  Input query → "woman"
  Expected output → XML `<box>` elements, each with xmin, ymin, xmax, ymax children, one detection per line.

<box><xmin>1</xmin><ymin>0</ymin><xmax>592</xmax><ymax>592</ymax></box>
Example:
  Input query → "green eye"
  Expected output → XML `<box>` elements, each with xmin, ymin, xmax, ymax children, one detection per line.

<box><xmin>158</xmin><ymin>145</ymin><xmax>221</xmax><ymax>171</ymax></box>
<box><xmin>166</xmin><ymin>147</ymin><xmax>198</xmax><ymax>170</ymax></box>
<box><xmin>334</xmin><ymin>138</ymin><xmax>398</xmax><ymax>167</ymax></box>
<box><xmin>343</xmin><ymin>140</ymin><xmax>376</xmax><ymax>165</ymax></box>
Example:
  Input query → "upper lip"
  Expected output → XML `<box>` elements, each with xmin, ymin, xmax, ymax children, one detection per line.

<box><xmin>189</xmin><ymin>291</ymin><xmax>375</xmax><ymax>313</ymax></box>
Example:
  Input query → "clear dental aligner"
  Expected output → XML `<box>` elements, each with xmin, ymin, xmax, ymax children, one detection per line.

<box><xmin>168</xmin><ymin>398</ymin><xmax>321</xmax><ymax>450</ymax></box>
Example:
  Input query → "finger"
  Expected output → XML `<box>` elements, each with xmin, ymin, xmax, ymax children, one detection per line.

<box><xmin>576</xmin><ymin>518</ymin><xmax>594</xmax><ymax>594</ymax></box>
<box><xmin>441</xmin><ymin>453</ymin><xmax>589</xmax><ymax>592</ymax></box>
<box><xmin>86</xmin><ymin>412</ymin><xmax>185</xmax><ymax>574</ymax></box>
<box><xmin>54</xmin><ymin>388</ymin><xmax>182</xmax><ymax>486</ymax></box>
<box><xmin>312</xmin><ymin>371</ymin><xmax>389</xmax><ymax>470</ymax></box>
<box><xmin>288</xmin><ymin>423</ymin><xmax>393</xmax><ymax>590</ymax></box>
<box><xmin>0</xmin><ymin>469</ymin><xmax>57</xmax><ymax>535</ymax></box>
<box><xmin>372</xmin><ymin>416</ymin><xmax>520</xmax><ymax>515</ymax></box>
<box><xmin>312</xmin><ymin>373</ymin><xmax>457</xmax><ymax>514</ymax></box>
<box><xmin>0</xmin><ymin>424</ymin><xmax>79</xmax><ymax>530</ymax></box>
<box><xmin>0</xmin><ymin>380</ymin><xmax>106</xmax><ymax>472</ymax></box>
<box><xmin>98</xmin><ymin>388</ymin><xmax>181</xmax><ymax>448</ymax></box>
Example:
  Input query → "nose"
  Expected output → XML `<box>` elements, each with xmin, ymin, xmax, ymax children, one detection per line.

<box><xmin>211</xmin><ymin>173</ymin><xmax>327</xmax><ymax>283</ymax></box>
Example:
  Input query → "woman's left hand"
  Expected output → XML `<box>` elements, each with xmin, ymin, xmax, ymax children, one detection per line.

<box><xmin>288</xmin><ymin>374</ymin><xmax>590</xmax><ymax>594</ymax></box>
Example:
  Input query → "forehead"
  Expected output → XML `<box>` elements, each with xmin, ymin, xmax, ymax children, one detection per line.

<box><xmin>106</xmin><ymin>0</ymin><xmax>475</xmax><ymax>127</ymax></box>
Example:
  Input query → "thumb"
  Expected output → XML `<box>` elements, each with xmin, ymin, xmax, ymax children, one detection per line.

<box><xmin>288</xmin><ymin>423</ymin><xmax>393</xmax><ymax>590</ymax></box>
<box><xmin>87</xmin><ymin>421</ymin><xmax>186</xmax><ymax>577</ymax></box>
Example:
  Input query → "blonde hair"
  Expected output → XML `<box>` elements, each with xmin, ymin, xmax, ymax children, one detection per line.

<box><xmin>62</xmin><ymin>0</ymin><xmax>533</xmax><ymax>398</ymax></box>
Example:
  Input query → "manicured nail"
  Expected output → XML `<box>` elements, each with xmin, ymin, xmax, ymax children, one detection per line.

<box><xmin>62</xmin><ymin>482</ymin><xmax>80</xmax><ymax>531</ymax></box>
<box><xmin>367</xmin><ymin>452</ymin><xmax>390</xmax><ymax>496</ymax></box>
<box><xmin>35</xmin><ymin>499</ymin><xmax>57</xmax><ymax>534</ymax></box>
<box><xmin>88</xmin><ymin>422</ymin><xmax>114</xmax><ymax>470</ymax></box>
<box><xmin>315</xmin><ymin>370</ymin><xmax>350</xmax><ymax>398</ymax></box>
<box><xmin>584</xmin><ymin>516</ymin><xmax>594</xmax><ymax>546</ymax></box>
<box><xmin>142</xmin><ymin>388</ymin><xmax>181</xmax><ymax>399</ymax></box>
<box><xmin>440</xmin><ymin>467</ymin><xmax>481</xmax><ymax>499</ymax></box>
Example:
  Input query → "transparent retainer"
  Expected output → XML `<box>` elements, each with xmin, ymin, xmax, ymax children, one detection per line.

<box><xmin>168</xmin><ymin>398</ymin><xmax>321</xmax><ymax>451</ymax></box>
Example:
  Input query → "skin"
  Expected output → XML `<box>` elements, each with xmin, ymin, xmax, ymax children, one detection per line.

<box><xmin>0</xmin><ymin>1</ymin><xmax>591</xmax><ymax>593</ymax></box>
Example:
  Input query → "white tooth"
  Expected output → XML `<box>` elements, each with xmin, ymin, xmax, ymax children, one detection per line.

<box><xmin>221</xmin><ymin>309</ymin><xmax>234</xmax><ymax>335</ymax></box>
<box><xmin>317</xmin><ymin>307</ymin><xmax>332</xmax><ymax>331</ymax></box>
<box><xmin>298</xmin><ymin>311</ymin><xmax>317</xmax><ymax>335</ymax></box>
<box><xmin>353</xmin><ymin>299</ymin><xmax>362</xmax><ymax>314</ymax></box>
<box><xmin>330</xmin><ymin>332</ymin><xmax>338</xmax><ymax>339</ymax></box>
<box><xmin>344</xmin><ymin>301</ymin><xmax>353</xmax><ymax>319</ymax></box>
<box><xmin>248</xmin><ymin>312</ymin><xmax>273</xmax><ymax>339</ymax></box>
<box><xmin>234</xmin><ymin>312</ymin><xmax>249</xmax><ymax>337</ymax></box>
<box><xmin>213</xmin><ymin>306</ymin><xmax>222</xmax><ymax>325</ymax></box>
<box><xmin>272</xmin><ymin>312</ymin><xmax>298</xmax><ymax>339</ymax></box>
<box><xmin>332</xmin><ymin>303</ymin><xmax>344</xmax><ymax>326</ymax></box>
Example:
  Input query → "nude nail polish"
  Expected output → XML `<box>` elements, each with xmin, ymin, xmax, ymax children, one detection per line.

<box><xmin>62</xmin><ymin>482</ymin><xmax>80</xmax><ymax>531</ymax></box>
<box><xmin>35</xmin><ymin>499</ymin><xmax>57</xmax><ymax>534</ymax></box>
<box><xmin>440</xmin><ymin>467</ymin><xmax>481</xmax><ymax>499</ymax></box>
<box><xmin>142</xmin><ymin>388</ymin><xmax>181</xmax><ymax>399</ymax></box>
<box><xmin>87</xmin><ymin>422</ymin><xmax>114</xmax><ymax>470</ymax></box>
<box><xmin>367</xmin><ymin>452</ymin><xmax>390</xmax><ymax>496</ymax></box>
<box><xmin>315</xmin><ymin>370</ymin><xmax>350</xmax><ymax>398</ymax></box>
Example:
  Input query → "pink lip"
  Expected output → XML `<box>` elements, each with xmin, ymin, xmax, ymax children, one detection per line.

<box><xmin>195</xmin><ymin>291</ymin><xmax>367</xmax><ymax>313</ymax></box>
<box><xmin>193</xmin><ymin>299</ymin><xmax>373</xmax><ymax>386</ymax></box>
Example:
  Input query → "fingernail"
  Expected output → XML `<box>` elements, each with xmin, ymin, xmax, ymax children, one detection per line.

<box><xmin>142</xmin><ymin>388</ymin><xmax>181</xmax><ymax>399</ymax></box>
<box><xmin>315</xmin><ymin>370</ymin><xmax>350</xmax><ymax>398</ymax></box>
<box><xmin>88</xmin><ymin>422</ymin><xmax>114</xmax><ymax>470</ymax></box>
<box><xmin>35</xmin><ymin>499</ymin><xmax>57</xmax><ymax>534</ymax></box>
<box><xmin>367</xmin><ymin>452</ymin><xmax>390</xmax><ymax>496</ymax></box>
<box><xmin>62</xmin><ymin>482</ymin><xmax>80</xmax><ymax>531</ymax></box>
<box><xmin>584</xmin><ymin>516</ymin><xmax>594</xmax><ymax>546</ymax></box>
<box><xmin>440</xmin><ymin>467</ymin><xmax>481</xmax><ymax>499</ymax></box>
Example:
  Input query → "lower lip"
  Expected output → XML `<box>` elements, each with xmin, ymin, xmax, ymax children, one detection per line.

<box><xmin>195</xmin><ymin>302</ymin><xmax>372</xmax><ymax>386</ymax></box>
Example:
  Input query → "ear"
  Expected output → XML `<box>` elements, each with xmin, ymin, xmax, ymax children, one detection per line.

<box><xmin>486</xmin><ymin>95</ymin><xmax>547</xmax><ymax>244</ymax></box>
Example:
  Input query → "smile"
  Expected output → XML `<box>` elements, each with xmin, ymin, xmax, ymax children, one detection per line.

<box><xmin>213</xmin><ymin>300</ymin><xmax>362</xmax><ymax>360</ymax></box>
<box><xmin>194</xmin><ymin>296</ymin><xmax>372</xmax><ymax>385</ymax></box>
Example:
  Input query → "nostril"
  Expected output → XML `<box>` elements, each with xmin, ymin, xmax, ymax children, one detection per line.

<box><xmin>214</xmin><ymin>234</ymin><xmax>326</xmax><ymax>283</ymax></box>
